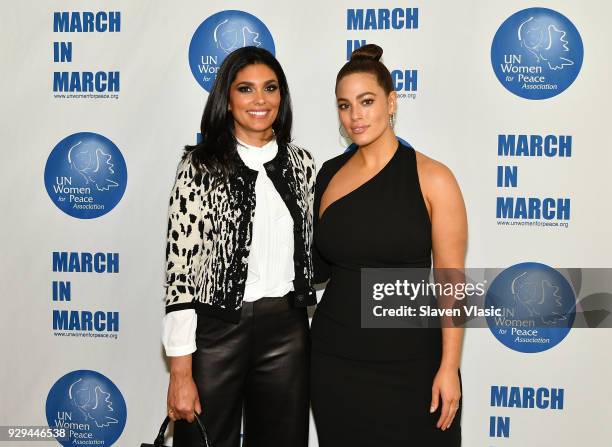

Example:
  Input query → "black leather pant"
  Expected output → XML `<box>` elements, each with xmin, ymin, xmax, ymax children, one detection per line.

<box><xmin>173</xmin><ymin>296</ymin><xmax>310</xmax><ymax>447</ymax></box>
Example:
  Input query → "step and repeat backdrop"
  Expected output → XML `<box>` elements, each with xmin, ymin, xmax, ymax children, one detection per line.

<box><xmin>1</xmin><ymin>1</ymin><xmax>611</xmax><ymax>446</ymax></box>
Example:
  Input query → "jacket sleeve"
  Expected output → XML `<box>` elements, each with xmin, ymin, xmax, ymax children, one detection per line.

<box><xmin>312</xmin><ymin>161</ymin><xmax>331</xmax><ymax>285</ymax></box>
<box><xmin>163</xmin><ymin>156</ymin><xmax>205</xmax><ymax>313</ymax></box>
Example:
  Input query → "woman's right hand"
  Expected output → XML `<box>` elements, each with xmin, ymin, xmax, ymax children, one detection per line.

<box><xmin>167</xmin><ymin>355</ymin><xmax>202</xmax><ymax>423</ymax></box>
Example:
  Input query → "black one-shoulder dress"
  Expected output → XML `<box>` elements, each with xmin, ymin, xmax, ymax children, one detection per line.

<box><xmin>311</xmin><ymin>143</ymin><xmax>462</xmax><ymax>446</ymax></box>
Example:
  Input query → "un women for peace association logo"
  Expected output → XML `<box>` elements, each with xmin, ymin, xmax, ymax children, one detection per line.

<box><xmin>491</xmin><ymin>8</ymin><xmax>583</xmax><ymax>99</ymax></box>
<box><xmin>189</xmin><ymin>10</ymin><xmax>276</xmax><ymax>92</ymax></box>
<box><xmin>46</xmin><ymin>370</ymin><xmax>127</xmax><ymax>447</ymax></box>
<box><xmin>485</xmin><ymin>262</ymin><xmax>576</xmax><ymax>353</ymax></box>
<box><xmin>44</xmin><ymin>132</ymin><xmax>127</xmax><ymax>219</ymax></box>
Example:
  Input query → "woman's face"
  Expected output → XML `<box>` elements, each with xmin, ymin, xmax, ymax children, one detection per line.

<box><xmin>336</xmin><ymin>72</ymin><xmax>396</xmax><ymax>147</ymax></box>
<box><xmin>228</xmin><ymin>63</ymin><xmax>281</xmax><ymax>142</ymax></box>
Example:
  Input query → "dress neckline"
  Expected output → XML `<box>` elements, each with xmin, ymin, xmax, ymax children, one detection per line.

<box><xmin>318</xmin><ymin>143</ymin><xmax>402</xmax><ymax>221</ymax></box>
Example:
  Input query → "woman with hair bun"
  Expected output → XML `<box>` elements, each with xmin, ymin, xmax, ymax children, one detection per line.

<box><xmin>311</xmin><ymin>44</ymin><xmax>466</xmax><ymax>446</ymax></box>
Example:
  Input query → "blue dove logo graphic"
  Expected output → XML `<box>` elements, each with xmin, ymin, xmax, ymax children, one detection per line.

<box><xmin>484</xmin><ymin>262</ymin><xmax>576</xmax><ymax>352</ymax></box>
<box><xmin>213</xmin><ymin>19</ymin><xmax>261</xmax><ymax>54</ymax></box>
<box><xmin>518</xmin><ymin>17</ymin><xmax>574</xmax><ymax>70</ymax></box>
<box><xmin>511</xmin><ymin>271</ymin><xmax>568</xmax><ymax>325</ymax></box>
<box><xmin>69</xmin><ymin>378</ymin><xmax>119</xmax><ymax>428</ymax></box>
<box><xmin>188</xmin><ymin>11</ymin><xmax>275</xmax><ymax>92</ymax></box>
<box><xmin>67</xmin><ymin>140</ymin><xmax>119</xmax><ymax>191</ymax></box>
<box><xmin>491</xmin><ymin>7</ymin><xmax>583</xmax><ymax>99</ymax></box>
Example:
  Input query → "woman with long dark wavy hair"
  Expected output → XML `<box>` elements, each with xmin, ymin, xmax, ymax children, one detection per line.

<box><xmin>161</xmin><ymin>46</ymin><xmax>317</xmax><ymax>447</ymax></box>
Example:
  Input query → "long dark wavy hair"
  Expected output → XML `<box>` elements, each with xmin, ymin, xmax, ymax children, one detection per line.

<box><xmin>184</xmin><ymin>46</ymin><xmax>293</xmax><ymax>177</ymax></box>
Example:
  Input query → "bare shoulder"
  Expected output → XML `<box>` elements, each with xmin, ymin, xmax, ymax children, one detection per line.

<box><xmin>414</xmin><ymin>149</ymin><xmax>467</xmax><ymax>249</ymax></box>
<box><xmin>414</xmin><ymin>150</ymin><xmax>460</xmax><ymax>195</ymax></box>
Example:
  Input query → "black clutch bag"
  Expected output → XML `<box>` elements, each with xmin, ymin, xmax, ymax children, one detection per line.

<box><xmin>141</xmin><ymin>413</ymin><xmax>213</xmax><ymax>447</ymax></box>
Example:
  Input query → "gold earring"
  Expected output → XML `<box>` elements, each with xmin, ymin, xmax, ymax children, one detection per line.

<box><xmin>389</xmin><ymin>113</ymin><xmax>396</xmax><ymax>128</ymax></box>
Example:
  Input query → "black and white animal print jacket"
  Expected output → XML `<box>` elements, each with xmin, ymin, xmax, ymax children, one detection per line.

<box><xmin>164</xmin><ymin>142</ymin><xmax>317</xmax><ymax>323</ymax></box>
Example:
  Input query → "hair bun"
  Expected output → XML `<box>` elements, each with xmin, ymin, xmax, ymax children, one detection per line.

<box><xmin>350</xmin><ymin>44</ymin><xmax>383</xmax><ymax>61</ymax></box>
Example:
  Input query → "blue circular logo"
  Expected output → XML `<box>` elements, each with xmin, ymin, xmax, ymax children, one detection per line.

<box><xmin>46</xmin><ymin>370</ymin><xmax>127</xmax><ymax>447</ymax></box>
<box><xmin>485</xmin><ymin>262</ymin><xmax>576</xmax><ymax>353</ymax></box>
<box><xmin>44</xmin><ymin>132</ymin><xmax>127</xmax><ymax>219</ymax></box>
<box><xmin>491</xmin><ymin>8</ymin><xmax>583</xmax><ymax>99</ymax></box>
<box><xmin>189</xmin><ymin>10</ymin><xmax>276</xmax><ymax>92</ymax></box>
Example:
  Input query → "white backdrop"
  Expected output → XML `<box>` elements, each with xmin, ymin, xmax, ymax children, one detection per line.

<box><xmin>1</xmin><ymin>1</ymin><xmax>611</xmax><ymax>446</ymax></box>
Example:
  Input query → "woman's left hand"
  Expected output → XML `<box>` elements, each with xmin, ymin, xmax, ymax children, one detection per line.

<box><xmin>430</xmin><ymin>365</ymin><xmax>461</xmax><ymax>430</ymax></box>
